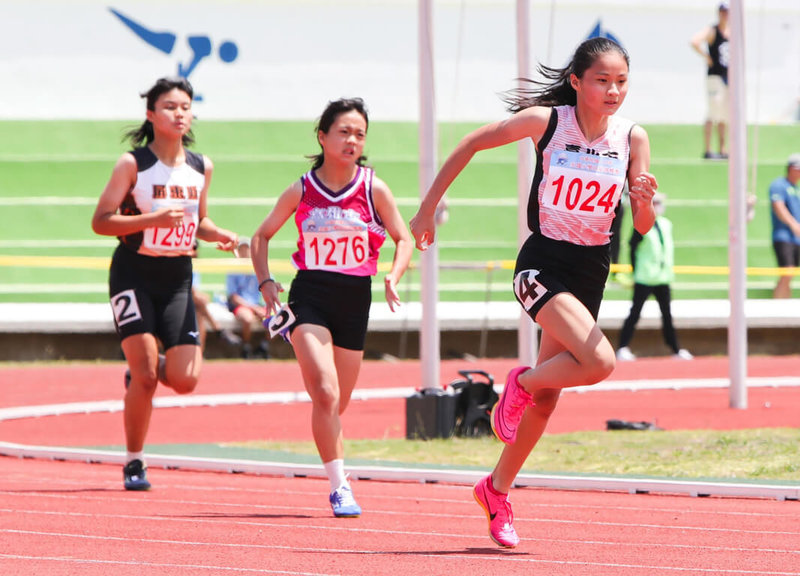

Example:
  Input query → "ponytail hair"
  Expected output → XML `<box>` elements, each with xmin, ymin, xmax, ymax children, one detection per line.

<box><xmin>502</xmin><ymin>37</ymin><xmax>629</xmax><ymax>114</ymax></box>
<box><xmin>123</xmin><ymin>77</ymin><xmax>196</xmax><ymax>148</ymax></box>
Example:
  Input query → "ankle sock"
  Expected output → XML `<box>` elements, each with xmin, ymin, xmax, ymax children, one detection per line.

<box><xmin>324</xmin><ymin>459</ymin><xmax>348</xmax><ymax>491</ymax></box>
<box><xmin>126</xmin><ymin>451</ymin><xmax>144</xmax><ymax>464</ymax></box>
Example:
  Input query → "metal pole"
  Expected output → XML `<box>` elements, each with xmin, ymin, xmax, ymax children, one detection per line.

<box><xmin>418</xmin><ymin>0</ymin><xmax>441</xmax><ymax>389</ymax></box>
<box><xmin>728</xmin><ymin>0</ymin><xmax>748</xmax><ymax>409</ymax></box>
<box><xmin>517</xmin><ymin>0</ymin><xmax>537</xmax><ymax>366</ymax></box>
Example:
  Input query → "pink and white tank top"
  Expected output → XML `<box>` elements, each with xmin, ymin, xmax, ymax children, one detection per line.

<box><xmin>529</xmin><ymin>105</ymin><xmax>634</xmax><ymax>246</ymax></box>
<box><xmin>292</xmin><ymin>166</ymin><xmax>386</xmax><ymax>276</ymax></box>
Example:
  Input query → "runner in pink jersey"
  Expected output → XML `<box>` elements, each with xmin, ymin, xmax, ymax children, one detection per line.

<box><xmin>250</xmin><ymin>98</ymin><xmax>412</xmax><ymax>518</ymax></box>
<box><xmin>292</xmin><ymin>164</ymin><xmax>386</xmax><ymax>277</ymax></box>
<box><xmin>411</xmin><ymin>37</ymin><xmax>658</xmax><ymax>548</ymax></box>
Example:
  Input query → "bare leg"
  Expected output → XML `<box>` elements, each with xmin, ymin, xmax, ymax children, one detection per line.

<box><xmin>235</xmin><ymin>307</ymin><xmax>257</xmax><ymax>348</ymax></box>
<box><xmin>703</xmin><ymin>120</ymin><xmax>713</xmax><ymax>155</ymax></box>
<box><xmin>774</xmin><ymin>274</ymin><xmax>792</xmax><ymax>299</ymax></box>
<box><xmin>717</xmin><ymin>121</ymin><xmax>727</xmax><ymax>156</ymax></box>
<box><xmin>517</xmin><ymin>293</ymin><xmax>615</xmax><ymax>395</ymax></box>
<box><xmin>492</xmin><ymin>293</ymin><xmax>615</xmax><ymax>491</ymax></box>
<box><xmin>162</xmin><ymin>344</ymin><xmax>202</xmax><ymax>394</ymax></box>
<box><xmin>492</xmin><ymin>329</ymin><xmax>564</xmax><ymax>492</ymax></box>
<box><xmin>291</xmin><ymin>324</ymin><xmax>362</xmax><ymax>463</ymax></box>
<box><xmin>192</xmin><ymin>289</ymin><xmax>219</xmax><ymax>350</ymax></box>
<box><xmin>121</xmin><ymin>334</ymin><xmax>162</xmax><ymax>453</ymax></box>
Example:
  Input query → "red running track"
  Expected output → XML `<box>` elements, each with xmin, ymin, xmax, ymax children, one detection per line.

<box><xmin>1</xmin><ymin>357</ymin><xmax>800</xmax><ymax>575</ymax></box>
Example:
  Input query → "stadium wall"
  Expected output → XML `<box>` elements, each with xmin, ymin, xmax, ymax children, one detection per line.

<box><xmin>1</xmin><ymin>0</ymin><xmax>798</xmax><ymax>124</ymax></box>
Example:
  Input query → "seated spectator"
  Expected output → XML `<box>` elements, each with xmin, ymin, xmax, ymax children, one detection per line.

<box><xmin>192</xmin><ymin>242</ymin><xmax>241</xmax><ymax>353</ymax></box>
<box><xmin>226</xmin><ymin>238</ymin><xmax>269</xmax><ymax>358</ymax></box>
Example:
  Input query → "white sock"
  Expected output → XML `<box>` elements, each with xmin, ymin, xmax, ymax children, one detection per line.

<box><xmin>127</xmin><ymin>451</ymin><xmax>144</xmax><ymax>464</ymax></box>
<box><xmin>323</xmin><ymin>459</ymin><xmax>348</xmax><ymax>491</ymax></box>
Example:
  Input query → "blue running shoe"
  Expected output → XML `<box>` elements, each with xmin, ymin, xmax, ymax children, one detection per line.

<box><xmin>123</xmin><ymin>459</ymin><xmax>151</xmax><ymax>491</ymax></box>
<box><xmin>329</xmin><ymin>486</ymin><xmax>361</xmax><ymax>518</ymax></box>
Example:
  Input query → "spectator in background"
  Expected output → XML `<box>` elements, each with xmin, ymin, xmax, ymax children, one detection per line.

<box><xmin>191</xmin><ymin>241</ymin><xmax>240</xmax><ymax>353</ymax></box>
<box><xmin>690</xmin><ymin>1</ymin><xmax>730</xmax><ymax>160</ymax></box>
<box><xmin>770</xmin><ymin>154</ymin><xmax>800</xmax><ymax>299</ymax></box>
<box><xmin>616</xmin><ymin>193</ymin><xmax>693</xmax><ymax>361</ymax></box>
<box><xmin>226</xmin><ymin>237</ymin><xmax>269</xmax><ymax>358</ymax></box>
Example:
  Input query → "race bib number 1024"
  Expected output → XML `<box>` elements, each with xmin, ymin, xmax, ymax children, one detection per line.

<box><xmin>542</xmin><ymin>151</ymin><xmax>625</xmax><ymax>215</ymax></box>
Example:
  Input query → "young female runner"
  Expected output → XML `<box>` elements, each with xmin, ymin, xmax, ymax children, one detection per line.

<box><xmin>411</xmin><ymin>38</ymin><xmax>658</xmax><ymax>547</ymax></box>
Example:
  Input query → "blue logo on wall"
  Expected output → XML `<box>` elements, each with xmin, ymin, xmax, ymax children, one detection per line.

<box><xmin>110</xmin><ymin>8</ymin><xmax>238</xmax><ymax>101</ymax></box>
<box><xmin>586</xmin><ymin>19</ymin><xmax>623</xmax><ymax>47</ymax></box>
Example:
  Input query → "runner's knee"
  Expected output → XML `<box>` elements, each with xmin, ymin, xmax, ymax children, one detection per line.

<box><xmin>168</xmin><ymin>374</ymin><xmax>199</xmax><ymax>395</ymax></box>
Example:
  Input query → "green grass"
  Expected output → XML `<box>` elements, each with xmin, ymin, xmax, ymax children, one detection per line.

<box><xmin>1</xmin><ymin>120</ymin><xmax>798</xmax><ymax>303</ymax></box>
<box><xmin>226</xmin><ymin>427</ymin><xmax>800</xmax><ymax>482</ymax></box>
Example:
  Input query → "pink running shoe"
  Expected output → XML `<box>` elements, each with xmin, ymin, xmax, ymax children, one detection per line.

<box><xmin>473</xmin><ymin>474</ymin><xmax>519</xmax><ymax>548</ymax></box>
<box><xmin>491</xmin><ymin>366</ymin><xmax>533</xmax><ymax>445</ymax></box>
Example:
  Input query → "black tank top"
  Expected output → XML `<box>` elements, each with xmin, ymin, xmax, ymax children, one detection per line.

<box><xmin>708</xmin><ymin>25</ymin><xmax>728</xmax><ymax>83</ymax></box>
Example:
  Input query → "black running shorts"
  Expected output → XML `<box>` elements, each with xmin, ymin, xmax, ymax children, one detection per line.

<box><xmin>108</xmin><ymin>244</ymin><xmax>199</xmax><ymax>349</ymax></box>
<box><xmin>287</xmin><ymin>269</ymin><xmax>372</xmax><ymax>351</ymax></box>
<box><xmin>513</xmin><ymin>234</ymin><xmax>610</xmax><ymax>322</ymax></box>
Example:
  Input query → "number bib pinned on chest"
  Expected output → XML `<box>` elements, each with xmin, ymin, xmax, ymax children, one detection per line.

<box><xmin>543</xmin><ymin>151</ymin><xmax>625</xmax><ymax>215</ymax></box>
<box><xmin>301</xmin><ymin>208</ymin><xmax>369</xmax><ymax>271</ymax></box>
<box><xmin>143</xmin><ymin>200</ymin><xmax>199</xmax><ymax>254</ymax></box>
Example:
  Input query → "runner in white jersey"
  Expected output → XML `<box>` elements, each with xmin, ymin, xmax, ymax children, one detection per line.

<box><xmin>91</xmin><ymin>77</ymin><xmax>237</xmax><ymax>491</ymax></box>
<box><xmin>250</xmin><ymin>98</ymin><xmax>412</xmax><ymax>519</ymax></box>
<box><xmin>530</xmin><ymin>104</ymin><xmax>634</xmax><ymax>246</ymax></box>
<box><xmin>411</xmin><ymin>38</ymin><xmax>658</xmax><ymax>548</ymax></box>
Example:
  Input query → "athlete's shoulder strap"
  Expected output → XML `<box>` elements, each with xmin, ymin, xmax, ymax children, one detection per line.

<box><xmin>536</xmin><ymin>107</ymin><xmax>559</xmax><ymax>152</ymax></box>
<box><xmin>129</xmin><ymin>147</ymin><xmax>158</xmax><ymax>172</ymax></box>
<box><xmin>185</xmin><ymin>149</ymin><xmax>205</xmax><ymax>174</ymax></box>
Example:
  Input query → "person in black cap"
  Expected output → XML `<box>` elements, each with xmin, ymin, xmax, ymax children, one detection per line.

<box><xmin>690</xmin><ymin>1</ymin><xmax>730</xmax><ymax>160</ymax></box>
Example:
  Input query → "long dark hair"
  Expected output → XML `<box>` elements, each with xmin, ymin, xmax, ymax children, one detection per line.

<box><xmin>502</xmin><ymin>37</ymin><xmax>630</xmax><ymax>113</ymax></box>
<box><xmin>307</xmin><ymin>97</ymin><xmax>369</xmax><ymax>170</ymax></box>
<box><xmin>123</xmin><ymin>77</ymin><xmax>196</xmax><ymax>148</ymax></box>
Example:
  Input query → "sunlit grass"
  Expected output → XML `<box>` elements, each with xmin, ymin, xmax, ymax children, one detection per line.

<box><xmin>228</xmin><ymin>428</ymin><xmax>800</xmax><ymax>482</ymax></box>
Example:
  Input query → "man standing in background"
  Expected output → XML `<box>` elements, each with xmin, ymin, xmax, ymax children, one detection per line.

<box><xmin>770</xmin><ymin>154</ymin><xmax>800</xmax><ymax>299</ymax></box>
<box><xmin>690</xmin><ymin>1</ymin><xmax>730</xmax><ymax>160</ymax></box>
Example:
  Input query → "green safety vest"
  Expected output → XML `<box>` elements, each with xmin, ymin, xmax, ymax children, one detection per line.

<box><xmin>632</xmin><ymin>216</ymin><xmax>674</xmax><ymax>286</ymax></box>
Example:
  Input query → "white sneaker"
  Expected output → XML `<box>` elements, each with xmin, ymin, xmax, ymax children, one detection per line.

<box><xmin>674</xmin><ymin>349</ymin><xmax>694</xmax><ymax>360</ymax></box>
<box><xmin>616</xmin><ymin>347</ymin><xmax>636</xmax><ymax>361</ymax></box>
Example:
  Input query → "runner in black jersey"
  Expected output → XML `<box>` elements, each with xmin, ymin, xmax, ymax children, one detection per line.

<box><xmin>92</xmin><ymin>77</ymin><xmax>237</xmax><ymax>491</ymax></box>
<box><xmin>411</xmin><ymin>38</ymin><xmax>658</xmax><ymax>548</ymax></box>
